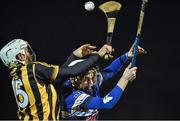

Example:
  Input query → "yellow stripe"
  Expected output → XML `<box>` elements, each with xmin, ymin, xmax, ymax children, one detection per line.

<box><xmin>50</xmin><ymin>85</ymin><xmax>57</xmax><ymax>120</ymax></box>
<box><xmin>32</xmin><ymin>64</ymin><xmax>50</xmax><ymax>120</ymax></box>
<box><xmin>51</xmin><ymin>65</ymin><xmax>59</xmax><ymax>81</ymax></box>
<box><xmin>21</xmin><ymin>66</ymin><xmax>39</xmax><ymax>120</ymax></box>
<box><xmin>33</xmin><ymin>62</ymin><xmax>52</xmax><ymax>67</ymax></box>
<box><xmin>57</xmin><ymin>105</ymin><xmax>60</xmax><ymax>120</ymax></box>
<box><xmin>24</xmin><ymin>113</ymin><xmax>30</xmax><ymax>120</ymax></box>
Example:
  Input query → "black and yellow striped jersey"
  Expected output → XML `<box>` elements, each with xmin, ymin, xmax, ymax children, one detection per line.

<box><xmin>11</xmin><ymin>62</ymin><xmax>60</xmax><ymax>120</ymax></box>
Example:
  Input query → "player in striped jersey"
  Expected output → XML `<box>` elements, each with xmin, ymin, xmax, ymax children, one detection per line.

<box><xmin>0</xmin><ymin>39</ymin><xmax>113</xmax><ymax>120</ymax></box>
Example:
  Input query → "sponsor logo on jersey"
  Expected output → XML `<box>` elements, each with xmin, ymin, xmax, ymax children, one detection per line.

<box><xmin>103</xmin><ymin>94</ymin><xmax>113</xmax><ymax>104</ymax></box>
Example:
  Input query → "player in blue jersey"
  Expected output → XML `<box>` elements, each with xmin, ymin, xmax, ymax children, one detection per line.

<box><xmin>61</xmin><ymin>44</ymin><xmax>146</xmax><ymax>120</ymax></box>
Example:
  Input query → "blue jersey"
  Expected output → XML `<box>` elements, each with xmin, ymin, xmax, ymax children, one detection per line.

<box><xmin>61</xmin><ymin>53</ymin><xmax>130</xmax><ymax>120</ymax></box>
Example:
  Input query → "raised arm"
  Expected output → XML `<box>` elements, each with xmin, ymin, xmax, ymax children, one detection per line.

<box><xmin>59</xmin><ymin>54</ymin><xmax>100</xmax><ymax>78</ymax></box>
<box><xmin>83</xmin><ymin>64</ymin><xmax>137</xmax><ymax>109</ymax></box>
<box><xmin>101</xmin><ymin>53</ymin><xmax>130</xmax><ymax>81</ymax></box>
<box><xmin>62</xmin><ymin>44</ymin><xmax>97</xmax><ymax>67</ymax></box>
<box><xmin>101</xmin><ymin>44</ymin><xmax>146</xmax><ymax>81</ymax></box>
<box><xmin>57</xmin><ymin>44</ymin><xmax>113</xmax><ymax>80</ymax></box>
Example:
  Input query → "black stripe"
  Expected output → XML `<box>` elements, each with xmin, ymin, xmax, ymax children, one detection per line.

<box><xmin>55</xmin><ymin>96</ymin><xmax>60</xmax><ymax>120</ymax></box>
<box><xmin>27</xmin><ymin>64</ymin><xmax>44</xmax><ymax>119</ymax></box>
<box><xmin>47</xmin><ymin>85</ymin><xmax>53</xmax><ymax>120</ymax></box>
<box><xmin>25</xmin><ymin>106</ymin><xmax>33</xmax><ymax>120</ymax></box>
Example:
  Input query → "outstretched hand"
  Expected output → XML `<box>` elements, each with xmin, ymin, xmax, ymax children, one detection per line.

<box><xmin>127</xmin><ymin>44</ymin><xmax>147</xmax><ymax>59</ymax></box>
<box><xmin>73</xmin><ymin>44</ymin><xmax>97</xmax><ymax>58</ymax></box>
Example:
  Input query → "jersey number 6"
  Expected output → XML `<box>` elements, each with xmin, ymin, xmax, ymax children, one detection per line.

<box><xmin>12</xmin><ymin>79</ymin><xmax>29</xmax><ymax>108</ymax></box>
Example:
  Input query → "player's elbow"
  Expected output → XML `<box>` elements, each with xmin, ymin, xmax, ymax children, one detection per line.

<box><xmin>99</xmin><ymin>101</ymin><xmax>114</xmax><ymax>109</ymax></box>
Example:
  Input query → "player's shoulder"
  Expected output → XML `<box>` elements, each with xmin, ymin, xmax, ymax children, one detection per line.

<box><xmin>19</xmin><ymin>62</ymin><xmax>45</xmax><ymax>69</ymax></box>
<box><xmin>32</xmin><ymin>61</ymin><xmax>59</xmax><ymax>68</ymax></box>
<box><xmin>32</xmin><ymin>61</ymin><xmax>50</xmax><ymax>66</ymax></box>
<box><xmin>22</xmin><ymin>61</ymin><xmax>49</xmax><ymax>72</ymax></box>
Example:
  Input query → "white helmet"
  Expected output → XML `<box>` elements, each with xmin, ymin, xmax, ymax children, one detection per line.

<box><xmin>0</xmin><ymin>39</ymin><xmax>36</xmax><ymax>68</ymax></box>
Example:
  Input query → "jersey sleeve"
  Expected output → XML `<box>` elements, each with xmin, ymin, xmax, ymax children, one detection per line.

<box><xmin>85</xmin><ymin>85</ymin><xmax>123</xmax><ymax>109</ymax></box>
<box><xmin>101</xmin><ymin>53</ymin><xmax>130</xmax><ymax>81</ymax></box>
<box><xmin>64</xmin><ymin>85</ymin><xmax>123</xmax><ymax>111</ymax></box>
<box><xmin>62</xmin><ymin>53</ymin><xmax>80</xmax><ymax>67</ymax></box>
<box><xmin>34</xmin><ymin>62</ymin><xmax>59</xmax><ymax>82</ymax></box>
<box><xmin>57</xmin><ymin>54</ymin><xmax>100</xmax><ymax>78</ymax></box>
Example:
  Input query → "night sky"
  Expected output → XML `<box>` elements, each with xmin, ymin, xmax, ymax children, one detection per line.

<box><xmin>0</xmin><ymin>0</ymin><xmax>180</xmax><ymax>120</ymax></box>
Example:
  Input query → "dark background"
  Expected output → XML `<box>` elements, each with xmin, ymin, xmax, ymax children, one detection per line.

<box><xmin>0</xmin><ymin>0</ymin><xmax>180</xmax><ymax>120</ymax></box>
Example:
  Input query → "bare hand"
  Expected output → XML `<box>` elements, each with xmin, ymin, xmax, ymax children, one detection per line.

<box><xmin>97</xmin><ymin>44</ymin><xmax>113</xmax><ymax>58</ymax></box>
<box><xmin>127</xmin><ymin>44</ymin><xmax>147</xmax><ymax>59</ymax></box>
<box><xmin>122</xmin><ymin>63</ymin><xmax>137</xmax><ymax>82</ymax></box>
<box><xmin>73</xmin><ymin>44</ymin><xmax>97</xmax><ymax>58</ymax></box>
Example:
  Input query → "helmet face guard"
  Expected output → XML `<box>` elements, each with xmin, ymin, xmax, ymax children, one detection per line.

<box><xmin>0</xmin><ymin>39</ymin><xmax>36</xmax><ymax>68</ymax></box>
<box><xmin>27</xmin><ymin>44</ymin><xmax>36</xmax><ymax>62</ymax></box>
